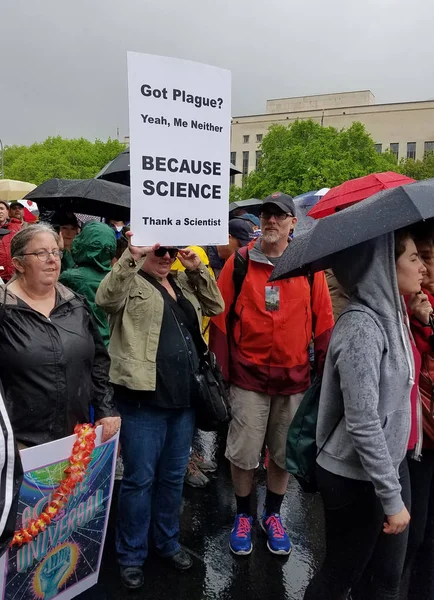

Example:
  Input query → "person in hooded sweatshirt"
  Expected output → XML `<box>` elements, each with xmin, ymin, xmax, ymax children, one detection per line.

<box><xmin>59</xmin><ymin>222</ymin><xmax>117</xmax><ymax>347</ymax></box>
<box><xmin>304</xmin><ymin>228</ymin><xmax>426</xmax><ymax>600</ymax></box>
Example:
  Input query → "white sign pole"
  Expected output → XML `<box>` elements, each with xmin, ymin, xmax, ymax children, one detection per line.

<box><xmin>127</xmin><ymin>52</ymin><xmax>231</xmax><ymax>247</ymax></box>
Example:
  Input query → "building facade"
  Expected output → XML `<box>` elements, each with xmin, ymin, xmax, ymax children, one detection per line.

<box><xmin>230</xmin><ymin>90</ymin><xmax>434</xmax><ymax>187</ymax></box>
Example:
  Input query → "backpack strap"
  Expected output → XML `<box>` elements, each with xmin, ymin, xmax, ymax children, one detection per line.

<box><xmin>0</xmin><ymin>285</ymin><xmax>8</xmax><ymax>329</ymax></box>
<box><xmin>230</xmin><ymin>246</ymin><xmax>249</xmax><ymax>320</ymax></box>
<box><xmin>232</xmin><ymin>246</ymin><xmax>249</xmax><ymax>300</ymax></box>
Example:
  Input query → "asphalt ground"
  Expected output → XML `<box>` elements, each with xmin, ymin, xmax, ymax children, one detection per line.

<box><xmin>77</xmin><ymin>431</ymin><xmax>325</xmax><ymax>600</ymax></box>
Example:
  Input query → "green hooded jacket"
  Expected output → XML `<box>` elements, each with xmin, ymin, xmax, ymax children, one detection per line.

<box><xmin>59</xmin><ymin>222</ymin><xmax>116</xmax><ymax>346</ymax></box>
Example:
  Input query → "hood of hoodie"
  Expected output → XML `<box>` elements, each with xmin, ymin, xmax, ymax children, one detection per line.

<box><xmin>331</xmin><ymin>232</ymin><xmax>402</xmax><ymax>323</ymax></box>
<box><xmin>331</xmin><ymin>231</ymin><xmax>414</xmax><ymax>387</ymax></box>
<box><xmin>71</xmin><ymin>222</ymin><xmax>116</xmax><ymax>272</ymax></box>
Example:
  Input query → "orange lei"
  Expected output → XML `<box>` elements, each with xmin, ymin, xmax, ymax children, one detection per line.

<box><xmin>11</xmin><ymin>424</ymin><xmax>96</xmax><ymax>548</ymax></box>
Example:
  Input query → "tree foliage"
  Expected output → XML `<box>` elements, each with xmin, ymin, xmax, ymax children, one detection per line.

<box><xmin>234</xmin><ymin>120</ymin><xmax>397</xmax><ymax>200</ymax></box>
<box><xmin>399</xmin><ymin>152</ymin><xmax>434</xmax><ymax>180</ymax></box>
<box><xmin>3</xmin><ymin>137</ymin><xmax>126</xmax><ymax>185</ymax></box>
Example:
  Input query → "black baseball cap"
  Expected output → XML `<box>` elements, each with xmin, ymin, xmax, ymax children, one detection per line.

<box><xmin>262</xmin><ymin>192</ymin><xmax>296</xmax><ymax>216</ymax></box>
<box><xmin>9</xmin><ymin>202</ymin><xmax>24</xmax><ymax>210</ymax></box>
<box><xmin>229</xmin><ymin>218</ymin><xmax>254</xmax><ymax>247</ymax></box>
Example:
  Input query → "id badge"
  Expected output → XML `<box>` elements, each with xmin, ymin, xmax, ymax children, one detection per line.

<box><xmin>265</xmin><ymin>285</ymin><xmax>280</xmax><ymax>311</ymax></box>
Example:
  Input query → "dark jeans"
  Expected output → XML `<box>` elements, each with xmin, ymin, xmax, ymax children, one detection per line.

<box><xmin>402</xmin><ymin>449</ymin><xmax>434</xmax><ymax>600</ymax></box>
<box><xmin>304</xmin><ymin>461</ymin><xmax>410</xmax><ymax>600</ymax></box>
<box><xmin>115</xmin><ymin>398</ymin><xmax>195</xmax><ymax>566</ymax></box>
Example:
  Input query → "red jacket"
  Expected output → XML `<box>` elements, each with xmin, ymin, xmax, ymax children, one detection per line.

<box><xmin>0</xmin><ymin>219</ymin><xmax>23</xmax><ymax>281</ymax></box>
<box><xmin>209</xmin><ymin>240</ymin><xmax>334</xmax><ymax>395</ymax></box>
<box><xmin>408</xmin><ymin>290</ymin><xmax>434</xmax><ymax>450</ymax></box>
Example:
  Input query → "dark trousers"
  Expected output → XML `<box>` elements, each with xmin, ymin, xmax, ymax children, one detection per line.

<box><xmin>115</xmin><ymin>399</ymin><xmax>195</xmax><ymax>566</ymax></box>
<box><xmin>402</xmin><ymin>449</ymin><xmax>434</xmax><ymax>600</ymax></box>
<box><xmin>304</xmin><ymin>461</ymin><xmax>410</xmax><ymax>600</ymax></box>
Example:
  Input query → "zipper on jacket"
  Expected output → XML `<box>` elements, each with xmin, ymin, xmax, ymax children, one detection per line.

<box><xmin>401</xmin><ymin>306</ymin><xmax>423</xmax><ymax>460</ymax></box>
<box><xmin>412</xmin><ymin>388</ymin><xmax>423</xmax><ymax>461</ymax></box>
<box><xmin>237</xmin><ymin>306</ymin><xmax>244</xmax><ymax>343</ymax></box>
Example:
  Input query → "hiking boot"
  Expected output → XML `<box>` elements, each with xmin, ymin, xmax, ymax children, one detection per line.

<box><xmin>261</xmin><ymin>512</ymin><xmax>292</xmax><ymax>555</ymax></box>
<box><xmin>120</xmin><ymin>566</ymin><xmax>144</xmax><ymax>589</ymax></box>
<box><xmin>229</xmin><ymin>514</ymin><xmax>253</xmax><ymax>555</ymax></box>
<box><xmin>191</xmin><ymin>450</ymin><xmax>217</xmax><ymax>473</ymax></box>
<box><xmin>162</xmin><ymin>549</ymin><xmax>193</xmax><ymax>571</ymax></box>
<box><xmin>184</xmin><ymin>459</ymin><xmax>210</xmax><ymax>488</ymax></box>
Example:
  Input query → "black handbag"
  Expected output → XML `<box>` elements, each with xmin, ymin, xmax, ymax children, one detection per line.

<box><xmin>172</xmin><ymin>309</ymin><xmax>231</xmax><ymax>431</ymax></box>
<box><xmin>193</xmin><ymin>351</ymin><xmax>231</xmax><ymax>431</ymax></box>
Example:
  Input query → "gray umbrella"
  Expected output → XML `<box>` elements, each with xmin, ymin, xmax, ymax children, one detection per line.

<box><xmin>270</xmin><ymin>178</ymin><xmax>434</xmax><ymax>282</ymax></box>
<box><xmin>96</xmin><ymin>147</ymin><xmax>241</xmax><ymax>186</ymax></box>
<box><xmin>25</xmin><ymin>178</ymin><xmax>130</xmax><ymax>220</ymax></box>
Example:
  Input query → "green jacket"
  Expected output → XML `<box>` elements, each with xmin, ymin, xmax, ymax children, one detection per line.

<box><xmin>59</xmin><ymin>223</ymin><xmax>116</xmax><ymax>346</ymax></box>
<box><xmin>95</xmin><ymin>248</ymin><xmax>225</xmax><ymax>391</ymax></box>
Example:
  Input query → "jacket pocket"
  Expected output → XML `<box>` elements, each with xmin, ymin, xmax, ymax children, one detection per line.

<box><xmin>382</xmin><ymin>409</ymin><xmax>410</xmax><ymax>462</ymax></box>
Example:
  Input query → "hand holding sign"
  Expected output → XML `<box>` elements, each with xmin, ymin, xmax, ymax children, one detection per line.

<box><xmin>178</xmin><ymin>248</ymin><xmax>201</xmax><ymax>270</ymax></box>
<box><xmin>127</xmin><ymin>231</ymin><xmax>160</xmax><ymax>260</ymax></box>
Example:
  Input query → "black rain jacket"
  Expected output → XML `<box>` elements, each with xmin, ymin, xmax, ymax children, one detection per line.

<box><xmin>0</xmin><ymin>283</ymin><xmax>118</xmax><ymax>447</ymax></box>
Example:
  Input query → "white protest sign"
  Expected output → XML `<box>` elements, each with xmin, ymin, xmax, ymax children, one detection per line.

<box><xmin>127</xmin><ymin>52</ymin><xmax>231</xmax><ymax>246</ymax></box>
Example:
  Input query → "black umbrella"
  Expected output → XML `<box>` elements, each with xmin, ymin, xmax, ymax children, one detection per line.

<box><xmin>270</xmin><ymin>178</ymin><xmax>434</xmax><ymax>282</ymax></box>
<box><xmin>229</xmin><ymin>199</ymin><xmax>262</xmax><ymax>217</ymax></box>
<box><xmin>95</xmin><ymin>148</ymin><xmax>241</xmax><ymax>186</ymax></box>
<box><xmin>25</xmin><ymin>178</ymin><xmax>130</xmax><ymax>220</ymax></box>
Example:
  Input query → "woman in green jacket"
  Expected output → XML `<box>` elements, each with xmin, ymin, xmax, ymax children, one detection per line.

<box><xmin>59</xmin><ymin>222</ymin><xmax>116</xmax><ymax>346</ymax></box>
<box><xmin>96</xmin><ymin>233</ymin><xmax>224</xmax><ymax>591</ymax></box>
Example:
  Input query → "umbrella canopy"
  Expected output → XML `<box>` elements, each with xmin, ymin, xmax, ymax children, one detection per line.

<box><xmin>229</xmin><ymin>199</ymin><xmax>262</xmax><ymax>217</ymax></box>
<box><xmin>308</xmin><ymin>172</ymin><xmax>416</xmax><ymax>219</ymax></box>
<box><xmin>270</xmin><ymin>178</ymin><xmax>434</xmax><ymax>282</ymax></box>
<box><xmin>96</xmin><ymin>148</ymin><xmax>241</xmax><ymax>186</ymax></box>
<box><xmin>25</xmin><ymin>178</ymin><xmax>130</xmax><ymax>220</ymax></box>
<box><xmin>294</xmin><ymin>188</ymin><xmax>330</xmax><ymax>237</ymax></box>
<box><xmin>0</xmin><ymin>179</ymin><xmax>36</xmax><ymax>202</ymax></box>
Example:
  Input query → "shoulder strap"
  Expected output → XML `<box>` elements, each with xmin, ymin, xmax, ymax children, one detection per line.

<box><xmin>0</xmin><ymin>285</ymin><xmax>8</xmax><ymax>329</ymax></box>
<box><xmin>232</xmin><ymin>246</ymin><xmax>249</xmax><ymax>307</ymax></box>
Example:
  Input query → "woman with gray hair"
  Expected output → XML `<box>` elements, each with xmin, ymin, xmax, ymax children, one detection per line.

<box><xmin>0</xmin><ymin>223</ymin><xmax>120</xmax><ymax>447</ymax></box>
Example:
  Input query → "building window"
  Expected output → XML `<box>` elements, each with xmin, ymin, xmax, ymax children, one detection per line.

<box><xmin>425</xmin><ymin>141</ymin><xmax>434</xmax><ymax>155</ymax></box>
<box><xmin>230</xmin><ymin>152</ymin><xmax>236</xmax><ymax>185</ymax></box>
<box><xmin>407</xmin><ymin>142</ymin><xmax>416</xmax><ymax>160</ymax></box>
<box><xmin>256</xmin><ymin>151</ymin><xmax>262</xmax><ymax>169</ymax></box>
<box><xmin>243</xmin><ymin>135</ymin><xmax>250</xmax><ymax>144</ymax></box>
<box><xmin>242</xmin><ymin>151</ymin><xmax>249</xmax><ymax>178</ymax></box>
<box><xmin>256</xmin><ymin>134</ymin><xmax>263</xmax><ymax>143</ymax></box>
<box><xmin>390</xmin><ymin>143</ymin><xmax>399</xmax><ymax>160</ymax></box>
<box><xmin>374</xmin><ymin>143</ymin><xmax>382</xmax><ymax>154</ymax></box>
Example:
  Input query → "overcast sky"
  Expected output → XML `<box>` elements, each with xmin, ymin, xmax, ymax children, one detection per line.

<box><xmin>1</xmin><ymin>0</ymin><xmax>433</xmax><ymax>146</ymax></box>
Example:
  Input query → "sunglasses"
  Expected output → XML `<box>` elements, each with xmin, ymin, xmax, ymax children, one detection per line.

<box><xmin>154</xmin><ymin>247</ymin><xmax>179</xmax><ymax>259</ymax></box>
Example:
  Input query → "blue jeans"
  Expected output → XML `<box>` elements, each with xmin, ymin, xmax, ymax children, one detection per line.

<box><xmin>115</xmin><ymin>399</ymin><xmax>195</xmax><ymax>566</ymax></box>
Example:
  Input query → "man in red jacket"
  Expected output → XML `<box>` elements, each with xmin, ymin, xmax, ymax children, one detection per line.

<box><xmin>210</xmin><ymin>192</ymin><xmax>334</xmax><ymax>556</ymax></box>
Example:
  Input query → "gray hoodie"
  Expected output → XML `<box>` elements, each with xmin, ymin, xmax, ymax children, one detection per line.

<box><xmin>316</xmin><ymin>232</ymin><xmax>414</xmax><ymax>516</ymax></box>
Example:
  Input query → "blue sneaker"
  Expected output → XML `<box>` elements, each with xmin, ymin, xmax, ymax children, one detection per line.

<box><xmin>261</xmin><ymin>512</ymin><xmax>292</xmax><ymax>555</ymax></box>
<box><xmin>229</xmin><ymin>514</ymin><xmax>253</xmax><ymax>555</ymax></box>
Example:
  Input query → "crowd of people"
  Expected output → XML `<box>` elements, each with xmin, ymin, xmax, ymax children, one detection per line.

<box><xmin>0</xmin><ymin>190</ymin><xmax>433</xmax><ymax>600</ymax></box>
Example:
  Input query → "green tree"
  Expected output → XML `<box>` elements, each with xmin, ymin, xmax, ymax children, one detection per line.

<box><xmin>3</xmin><ymin>136</ymin><xmax>126</xmax><ymax>185</ymax></box>
<box><xmin>234</xmin><ymin>120</ymin><xmax>397</xmax><ymax>200</ymax></box>
<box><xmin>399</xmin><ymin>152</ymin><xmax>434</xmax><ymax>180</ymax></box>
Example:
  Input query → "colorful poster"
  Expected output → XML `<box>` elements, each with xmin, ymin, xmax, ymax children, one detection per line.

<box><xmin>0</xmin><ymin>427</ymin><xmax>118</xmax><ymax>600</ymax></box>
<box><xmin>127</xmin><ymin>51</ymin><xmax>232</xmax><ymax>246</ymax></box>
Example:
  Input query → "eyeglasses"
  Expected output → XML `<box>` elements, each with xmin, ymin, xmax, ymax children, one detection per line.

<box><xmin>22</xmin><ymin>250</ymin><xmax>64</xmax><ymax>262</ymax></box>
<box><xmin>260</xmin><ymin>211</ymin><xmax>292</xmax><ymax>221</ymax></box>
<box><xmin>154</xmin><ymin>247</ymin><xmax>179</xmax><ymax>259</ymax></box>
